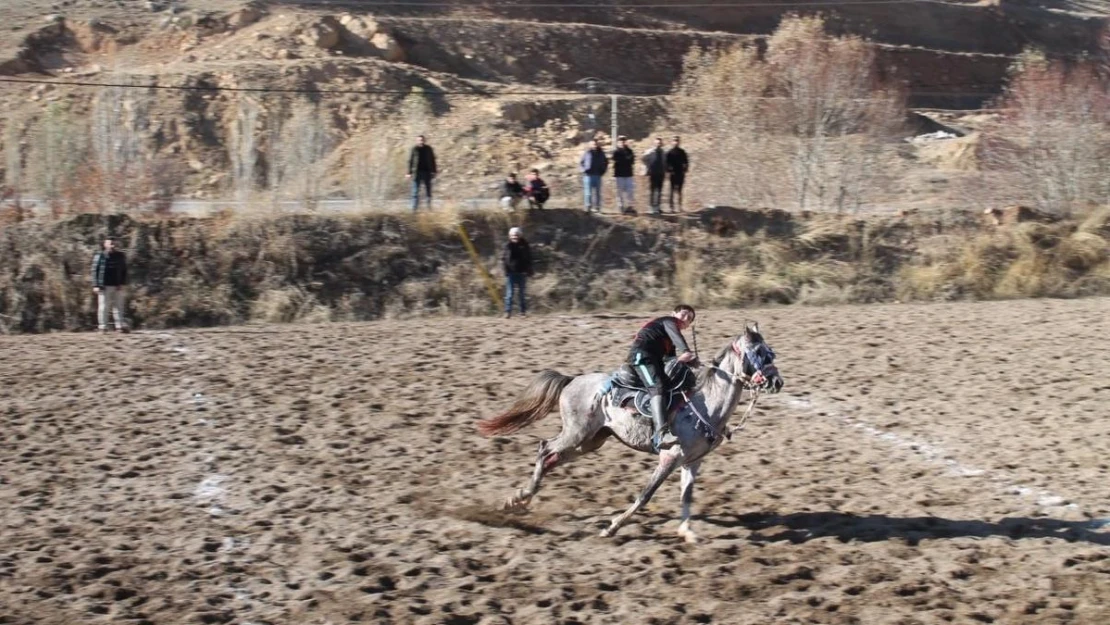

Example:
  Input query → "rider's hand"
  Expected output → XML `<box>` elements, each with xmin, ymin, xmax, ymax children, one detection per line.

<box><xmin>677</xmin><ymin>351</ymin><xmax>696</xmax><ymax>364</ymax></box>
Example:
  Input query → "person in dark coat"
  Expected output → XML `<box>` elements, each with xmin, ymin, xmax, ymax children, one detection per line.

<box><xmin>643</xmin><ymin>137</ymin><xmax>667</xmax><ymax>214</ymax></box>
<box><xmin>502</xmin><ymin>227</ymin><xmax>534</xmax><ymax>318</ymax></box>
<box><xmin>90</xmin><ymin>237</ymin><xmax>129</xmax><ymax>333</ymax></box>
<box><xmin>579</xmin><ymin>139</ymin><xmax>608</xmax><ymax>212</ymax></box>
<box><xmin>407</xmin><ymin>135</ymin><xmax>437</xmax><ymax>211</ymax></box>
<box><xmin>611</xmin><ymin>135</ymin><xmax>636</xmax><ymax>214</ymax></box>
<box><xmin>523</xmin><ymin>169</ymin><xmax>550</xmax><ymax>209</ymax></box>
<box><xmin>666</xmin><ymin>135</ymin><xmax>690</xmax><ymax>212</ymax></box>
<box><xmin>500</xmin><ymin>173</ymin><xmax>525</xmax><ymax>211</ymax></box>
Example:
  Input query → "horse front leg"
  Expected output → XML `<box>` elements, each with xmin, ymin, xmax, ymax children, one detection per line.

<box><xmin>600</xmin><ymin>448</ymin><xmax>682</xmax><ymax>538</ymax></box>
<box><xmin>676</xmin><ymin>460</ymin><xmax>702</xmax><ymax>543</ymax></box>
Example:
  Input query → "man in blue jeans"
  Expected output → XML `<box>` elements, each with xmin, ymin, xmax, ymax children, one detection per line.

<box><xmin>579</xmin><ymin>138</ymin><xmax>608</xmax><ymax>212</ymax></box>
<box><xmin>502</xmin><ymin>226</ymin><xmax>533</xmax><ymax>318</ymax></box>
<box><xmin>406</xmin><ymin>135</ymin><xmax>437</xmax><ymax>211</ymax></box>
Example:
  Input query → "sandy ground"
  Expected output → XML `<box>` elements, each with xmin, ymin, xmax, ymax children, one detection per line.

<box><xmin>1</xmin><ymin>298</ymin><xmax>1109</xmax><ymax>625</ymax></box>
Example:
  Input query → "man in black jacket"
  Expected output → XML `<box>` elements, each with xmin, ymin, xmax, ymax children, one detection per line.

<box><xmin>579</xmin><ymin>139</ymin><xmax>608</xmax><ymax>212</ymax></box>
<box><xmin>644</xmin><ymin>137</ymin><xmax>667</xmax><ymax>214</ymax></box>
<box><xmin>611</xmin><ymin>135</ymin><xmax>636</xmax><ymax>214</ymax></box>
<box><xmin>627</xmin><ymin>304</ymin><xmax>698</xmax><ymax>451</ymax></box>
<box><xmin>406</xmin><ymin>135</ymin><xmax>437</xmax><ymax>211</ymax></box>
<box><xmin>524</xmin><ymin>169</ymin><xmax>550</xmax><ymax>209</ymax></box>
<box><xmin>90</xmin><ymin>237</ymin><xmax>129</xmax><ymax>333</ymax></box>
<box><xmin>502</xmin><ymin>227</ymin><xmax>534</xmax><ymax>318</ymax></box>
<box><xmin>500</xmin><ymin>173</ymin><xmax>525</xmax><ymax>211</ymax></box>
<box><xmin>666</xmin><ymin>135</ymin><xmax>689</xmax><ymax>212</ymax></box>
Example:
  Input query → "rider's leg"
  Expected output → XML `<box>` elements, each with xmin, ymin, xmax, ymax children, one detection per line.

<box><xmin>634</xmin><ymin>354</ymin><xmax>668</xmax><ymax>452</ymax></box>
<box><xmin>649</xmin><ymin>392</ymin><xmax>666</xmax><ymax>453</ymax></box>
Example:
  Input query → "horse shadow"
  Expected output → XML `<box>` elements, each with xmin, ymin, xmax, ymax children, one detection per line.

<box><xmin>700</xmin><ymin>511</ymin><xmax>1110</xmax><ymax>546</ymax></box>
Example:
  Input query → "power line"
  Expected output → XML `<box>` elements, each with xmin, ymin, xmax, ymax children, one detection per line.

<box><xmin>0</xmin><ymin>75</ymin><xmax>1018</xmax><ymax>99</ymax></box>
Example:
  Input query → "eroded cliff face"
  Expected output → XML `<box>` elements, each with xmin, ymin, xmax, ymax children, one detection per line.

<box><xmin>0</xmin><ymin>0</ymin><xmax>1105</xmax><ymax>202</ymax></box>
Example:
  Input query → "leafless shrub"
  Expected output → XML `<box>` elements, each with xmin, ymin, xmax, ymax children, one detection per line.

<box><xmin>3</xmin><ymin>113</ymin><xmax>27</xmax><ymax>203</ymax></box>
<box><xmin>348</xmin><ymin>115</ymin><xmax>409</xmax><ymax>210</ymax></box>
<box><xmin>28</xmin><ymin>102</ymin><xmax>88</xmax><ymax>208</ymax></box>
<box><xmin>268</xmin><ymin>100</ymin><xmax>333</xmax><ymax>210</ymax></box>
<box><xmin>673</xmin><ymin>15</ymin><xmax>905</xmax><ymax>212</ymax></box>
<box><xmin>229</xmin><ymin>95</ymin><xmax>261</xmax><ymax>205</ymax></box>
<box><xmin>979</xmin><ymin>51</ymin><xmax>1110</xmax><ymax>216</ymax></box>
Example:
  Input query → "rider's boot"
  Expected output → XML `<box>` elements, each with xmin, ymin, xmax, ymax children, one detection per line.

<box><xmin>650</xmin><ymin>394</ymin><xmax>667</xmax><ymax>453</ymax></box>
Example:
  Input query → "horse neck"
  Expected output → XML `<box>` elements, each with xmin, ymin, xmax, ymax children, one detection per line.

<box><xmin>701</xmin><ymin>353</ymin><xmax>747</xmax><ymax>425</ymax></box>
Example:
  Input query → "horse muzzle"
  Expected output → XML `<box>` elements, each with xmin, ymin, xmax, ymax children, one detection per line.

<box><xmin>758</xmin><ymin>365</ymin><xmax>784</xmax><ymax>394</ymax></box>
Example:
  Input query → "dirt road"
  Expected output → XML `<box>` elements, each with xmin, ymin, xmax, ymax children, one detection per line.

<box><xmin>2</xmin><ymin>299</ymin><xmax>1108</xmax><ymax>624</ymax></box>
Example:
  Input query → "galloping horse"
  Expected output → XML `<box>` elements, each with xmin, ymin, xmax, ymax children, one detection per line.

<box><xmin>478</xmin><ymin>323</ymin><xmax>784</xmax><ymax>542</ymax></box>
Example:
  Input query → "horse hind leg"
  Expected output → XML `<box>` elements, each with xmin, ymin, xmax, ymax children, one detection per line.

<box><xmin>503</xmin><ymin>428</ymin><xmax>610</xmax><ymax>511</ymax></box>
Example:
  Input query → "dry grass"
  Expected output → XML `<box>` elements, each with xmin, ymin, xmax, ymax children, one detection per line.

<box><xmin>1</xmin><ymin>205</ymin><xmax>1108</xmax><ymax>332</ymax></box>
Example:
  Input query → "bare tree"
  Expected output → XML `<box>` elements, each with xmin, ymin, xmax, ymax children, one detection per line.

<box><xmin>981</xmin><ymin>51</ymin><xmax>1110</xmax><ymax>215</ymax></box>
<box><xmin>229</xmin><ymin>96</ymin><xmax>261</xmax><ymax>205</ymax></box>
<box><xmin>349</xmin><ymin>116</ymin><xmax>407</xmax><ymax>210</ymax></box>
<box><xmin>3</xmin><ymin>114</ymin><xmax>25</xmax><ymax>203</ymax></box>
<box><xmin>270</xmin><ymin>101</ymin><xmax>331</xmax><ymax>210</ymax></box>
<box><xmin>672</xmin><ymin>15</ymin><xmax>905</xmax><ymax>212</ymax></box>
<box><xmin>28</xmin><ymin>102</ymin><xmax>86</xmax><ymax>206</ymax></box>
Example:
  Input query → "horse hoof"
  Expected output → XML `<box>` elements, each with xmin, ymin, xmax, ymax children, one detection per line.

<box><xmin>599</xmin><ymin>528</ymin><xmax>614</xmax><ymax>538</ymax></box>
<box><xmin>503</xmin><ymin>491</ymin><xmax>533</xmax><ymax>510</ymax></box>
<box><xmin>678</xmin><ymin>522</ymin><xmax>699</xmax><ymax>544</ymax></box>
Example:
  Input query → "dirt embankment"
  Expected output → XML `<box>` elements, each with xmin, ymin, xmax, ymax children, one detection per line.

<box><xmin>1</xmin><ymin>206</ymin><xmax>1108</xmax><ymax>333</ymax></box>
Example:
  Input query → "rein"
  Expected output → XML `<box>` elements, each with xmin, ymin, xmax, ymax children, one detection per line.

<box><xmin>690</xmin><ymin>347</ymin><xmax>762</xmax><ymax>444</ymax></box>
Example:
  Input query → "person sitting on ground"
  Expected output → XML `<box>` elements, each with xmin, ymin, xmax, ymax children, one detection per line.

<box><xmin>523</xmin><ymin>169</ymin><xmax>550</xmax><ymax>209</ymax></box>
<box><xmin>500</xmin><ymin>173</ymin><xmax>526</xmax><ymax>211</ymax></box>
<box><xmin>626</xmin><ymin>304</ymin><xmax>698</xmax><ymax>452</ymax></box>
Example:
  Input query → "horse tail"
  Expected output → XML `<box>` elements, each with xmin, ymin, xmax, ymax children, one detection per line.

<box><xmin>477</xmin><ymin>370</ymin><xmax>573</xmax><ymax>436</ymax></box>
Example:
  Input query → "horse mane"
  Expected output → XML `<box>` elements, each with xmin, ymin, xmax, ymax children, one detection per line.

<box><xmin>695</xmin><ymin>334</ymin><xmax>740</xmax><ymax>389</ymax></box>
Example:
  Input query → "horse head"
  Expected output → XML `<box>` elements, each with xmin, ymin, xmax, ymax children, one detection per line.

<box><xmin>728</xmin><ymin>321</ymin><xmax>784</xmax><ymax>393</ymax></box>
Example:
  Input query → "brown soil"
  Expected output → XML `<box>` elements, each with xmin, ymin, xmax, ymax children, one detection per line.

<box><xmin>1</xmin><ymin>298</ymin><xmax>1108</xmax><ymax>624</ymax></box>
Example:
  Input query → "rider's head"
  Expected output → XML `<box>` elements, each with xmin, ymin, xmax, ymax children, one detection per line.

<box><xmin>672</xmin><ymin>304</ymin><xmax>695</xmax><ymax>329</ymax></box>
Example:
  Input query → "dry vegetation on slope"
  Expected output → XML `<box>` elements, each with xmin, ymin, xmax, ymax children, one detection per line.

<box><xmin>1</xmin><ymin>204</ymin><xmax>1108</xmax><ymax>333</ymax></box>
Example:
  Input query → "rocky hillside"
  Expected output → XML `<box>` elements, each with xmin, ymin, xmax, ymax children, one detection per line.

<box><xmin>0</xmin><ymin>0</ymin><xmax>1106</xmax><ymax>203</ymax></box>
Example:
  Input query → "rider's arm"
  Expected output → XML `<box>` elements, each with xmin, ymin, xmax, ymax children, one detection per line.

<box><xmin>663</xmin><ymin>318</ymin><xmax>694</xmax><ymax>360</ymax></box>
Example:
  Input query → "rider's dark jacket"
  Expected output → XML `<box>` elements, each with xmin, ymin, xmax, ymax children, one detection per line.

<box><xmin>628</xmin><ymin>316</ymin><xmax>691</xmax><ymax>361</ymax></box>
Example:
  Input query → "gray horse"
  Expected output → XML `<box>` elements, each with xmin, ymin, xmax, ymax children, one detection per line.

<box><xmin>478</xmin><ymin>323</ymin><xmax>784</xmax><ymax>542</ymax></box>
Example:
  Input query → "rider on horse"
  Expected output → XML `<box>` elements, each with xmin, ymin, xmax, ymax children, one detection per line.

<box><xmin>627</xmin><ymin>304</ymin><xmax>699</xmax><ymax>452</ymax></box>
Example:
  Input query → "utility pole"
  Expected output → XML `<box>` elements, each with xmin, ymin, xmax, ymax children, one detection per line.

<box><xmin>611</xmin><ymin>94</ymin><xmax>618</xmax><ymax>141</ymax></box>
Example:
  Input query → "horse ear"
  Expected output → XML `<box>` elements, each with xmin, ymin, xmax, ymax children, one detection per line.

<box><xmin>751</xmin><ymin>321</ymin><xmax>761</xmax><ymax>335</ymax></box>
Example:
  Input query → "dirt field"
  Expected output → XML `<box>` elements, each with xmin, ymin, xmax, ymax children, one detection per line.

<box><xmin>1</xmin><ymin>298</ymin><xmax>1108</xmax><ymax>625</ymax></box>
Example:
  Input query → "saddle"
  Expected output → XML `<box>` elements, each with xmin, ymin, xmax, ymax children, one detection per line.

<box><xmin>604</xmin><ymin>359</ymin><xmax>697</xmax><ymax>421</ymax></box>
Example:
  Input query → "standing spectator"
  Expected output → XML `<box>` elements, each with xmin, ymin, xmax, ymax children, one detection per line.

<box><xmin>90</xmin><ymin>237</ymin><xmax>129</xmax><ymax>333</ymax></box>
<box><xmin>611</xmin><ymin>135</ymin><xmax>636</xmax><ymax>214</ymax></box>
<box><xmin>579</xmin><ymin>138</ymin><xmax>608</xmax><ymax>213</ymax></box>
<box><xmin>524</xmin><ymin>169</ymin><xmax>550</xmax><ymax>209</ymax></box>
<box><xmin>644</xmin><ymin>137</ymin><xmax>667</xmax><ymax>215</ymax></box>
<box><xmin>502</xmin><ymin>226</ymin><xmax>533</xmax><ymax>319</ymax></box>
<box><xmin>666</xmin><ymin>135</ymin><xmax>689</xmax><ymax>212</ymax></box>
<box><xmin>406</xmin><ymin>135</ymin><xmax>437</xmax><ymax>211</ymax></box>
<box><xmin>500</xmin><ymin>173</ymin><xmax>525</xmax><ymax>211</ymax></box>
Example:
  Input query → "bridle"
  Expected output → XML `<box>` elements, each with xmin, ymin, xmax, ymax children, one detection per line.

<box><xmin>709</xmin><ymin>339</ymin><xmax>772</xmax><ymax>389</ymax></box>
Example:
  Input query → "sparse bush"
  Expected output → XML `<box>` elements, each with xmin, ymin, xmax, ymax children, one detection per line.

<box><xmin>673</xmin><ymin>15</ymin><xmax>905</xmax><ymax>212</ymax></box>
<box><xmin>980</xmin><ymin>51</ymin><xmax>1110</xmax><ymax>216</ymax></box>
